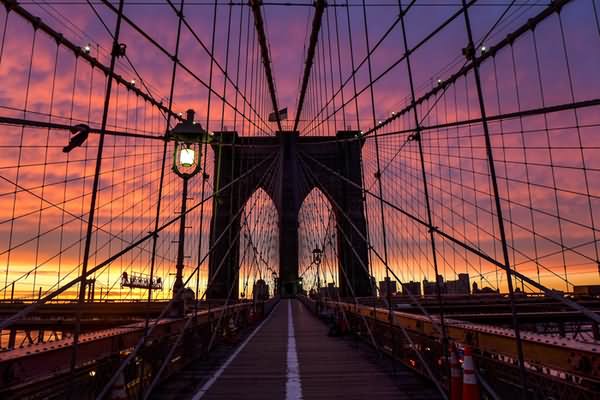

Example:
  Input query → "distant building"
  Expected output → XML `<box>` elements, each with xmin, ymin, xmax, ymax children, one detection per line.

<box><xmin>573</xmin><ymin>285</ymin><xmax>600</xmax><ymax>296</ymax></box>
<box><xmin>422</xmin><ymin>280</ymin><xmax>436</xmax><ymax>296</ymax></box>
<box><xmin>422</xmin><ymin>274</ymin><xmax>470</xmax><ymax>295</ymax></box>
<box><xmin>472</xmin><ymin>282</ymin><xmax>499</xmax><ymax>295</ymax></box>
<box><xmin>401</xmin><ymin>281</ymin><xmax>421</xmax><ymax>296</ymax></box>
<box><xmin>446</xmin><ymin>273</ymin><xmax>470</xmax><ymax>295</ymax></box>
<box><xmin>319</xmin><ymin>283</ymin><xmax>339</xmax><ymax>298</ymax></box>
<box><xmin>423</xmin><ymin>275</ymin><xmax>444</xmax><ymax>296</ymax></box>
<box><xmin>379</xmin><ymin>277</ymin><xmax>397</xmax><ymax>297</ymax></box>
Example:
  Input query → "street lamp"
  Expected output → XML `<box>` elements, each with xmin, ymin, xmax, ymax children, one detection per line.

<box><xmin>168</xmin><ymin>109</ymin><xmax>210</xmax><ymax>315</ymax></box>
<box><xmin>271</xmin><ymin>271</ymin><xmax>279</xmax><ymax>297</ymax></box>
<box><xmin>170</xmin><ymin>109</ymin><xmax>206</xmax><ymax>178</ymax></box>
<box><xmin>312</xmin><ymin>247</ymin><xmax>323</xmax><ymax>293</ymax></box>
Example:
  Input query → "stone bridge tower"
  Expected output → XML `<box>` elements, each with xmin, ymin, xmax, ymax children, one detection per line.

<box><xmin>206</xmin><ymin>131</ymin><xmax>371</xmax><ymax>299</ymax></box>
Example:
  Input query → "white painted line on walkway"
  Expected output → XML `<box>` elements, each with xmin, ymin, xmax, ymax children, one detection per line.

<box><xmin>286</xmin><ymin>300</ymin><xmax>303</xmax><ymax>400</ymax></box>
<box><xmin>191</xmin><ymin>301</ymin><xmax>280</xmax><ymax>400</ymax></box>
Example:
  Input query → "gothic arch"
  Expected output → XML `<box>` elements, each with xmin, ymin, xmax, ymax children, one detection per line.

<box><xmin>207</xmin><ymin>131</ymin><xmax>371</xmax><ymax>299</ymax></box>
<box><xmin>239</xmin><ymin>187</ymin><xmax>279</xmax><ymax>299</ymax></box>
<box><xmin>297</xmin><ymin>187</ymin><xmax>335</xmax><ymax>288</ymax></box>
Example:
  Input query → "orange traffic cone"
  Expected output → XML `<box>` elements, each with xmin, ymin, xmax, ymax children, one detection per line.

<box><xmin>110</xmin><ymin>372</ymin><xmax>128</xmax><ymax>400</ymax></box>
<box><xmin>449</xmin><ymin>343</ymin><xmax>462</xmax><ymax>400</ymax></box>
<box><xmin>462</xmin><ymin>345</ymin><xmax>480</xmax><ymax>400</ymax></box>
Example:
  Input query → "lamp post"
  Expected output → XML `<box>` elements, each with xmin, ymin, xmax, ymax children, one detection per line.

<box><xmin>312</xmin><ymin>247</ymin><xmax>323</xmax><ymax>294</ymax></box>
<box><xmin>271</xmin><ymin>271</ymin><xmax>279</xmax><ymax>297</ymax></box>
<box><xmin>168</xmin><ymin>109</ymin><xmax>209</xmax><ymax>315</ymax></box>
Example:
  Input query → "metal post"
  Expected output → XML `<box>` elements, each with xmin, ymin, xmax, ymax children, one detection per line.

<box><xmin>172</xmin><ymin>175</ymin><xmax>189</xmax><ymax>316</ymax></box>
<box><xmin>317</xmin><ymin>261</ymin><xmax>321</xmax><ymax>293</ymax></box>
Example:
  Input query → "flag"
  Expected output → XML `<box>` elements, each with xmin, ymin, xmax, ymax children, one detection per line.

<box><xmin>268</xmin><ymin>107</ymin><xmax>288</xmax><ymax>122</ymax></box>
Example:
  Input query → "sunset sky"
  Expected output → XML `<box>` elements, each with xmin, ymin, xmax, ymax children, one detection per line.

<box><xmin>0</xmin><ymin>0</ymin><xmax>599</xmax><ymax>301</ymax></box>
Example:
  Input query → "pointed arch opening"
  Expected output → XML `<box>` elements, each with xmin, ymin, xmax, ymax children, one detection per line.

<box><xmin>298</xmin><ymin>188</ymin><xmax>338</xmax><ymax>297</ymax></box>
<box><xmin>239</xmin><ymin>188</ymin><xmax>279</xmax><ymax>300</ymax></box>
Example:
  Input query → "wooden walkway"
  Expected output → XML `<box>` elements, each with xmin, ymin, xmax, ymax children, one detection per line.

<box><xmin>153</xmin><ymin>299</ymin><xmax>441</xmax><ymax>400</ymax></box>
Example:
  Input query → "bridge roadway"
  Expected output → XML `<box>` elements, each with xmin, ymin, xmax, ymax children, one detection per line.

<box><xmin>152</xmin><ymin>299</ymin><xmax>440</xmax><ymax>400</ymax></box>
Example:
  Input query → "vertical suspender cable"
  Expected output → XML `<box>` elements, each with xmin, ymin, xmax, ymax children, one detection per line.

<box><xmin>145</xmin><ymin>0</ymin><xmax>186</xmax><ymax>334</ymax></box>
<box><xmin>68</xmin><ymin>0</ymin><xmax>125</xmax><ymax>397</ymax></box>
<box><xmin>396</xmin><ymin>0</ymin><xmax>449</xmax><ymax>376</ymax></box>
<box><xmin>459</xmin><ymin>0</ymin><xmax>528</xmax><ymax>397</ymax></box>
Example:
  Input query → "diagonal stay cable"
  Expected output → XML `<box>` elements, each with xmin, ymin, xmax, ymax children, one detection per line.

<box><xmin>299</xmin><ymin>150</ymin><xmax>600</xmax><ymax>325</ymax></box>
<box><xmin>0</xmin><ymin>153</ymin><xmax>276</xmax><ymax>331</ymax></box>
<box><xmin>96</xmin><ymin>0</ymin><xmax>273</xmax><ymax>135</ymax></box>
<box><xmin>1</xmin><ymin>0</ymin><xmax>182</xmax><ymax>122</ymax></box>
<box><xmin>249</xmin><ymin>0</ymin><xmax>282</xmax><ymax>132</ymax></box>
<box><xmin>139</xmin><ymin>160</ymin><xmax>278</xmax><ymax>399</ymax></box>
<box><xmin>162</xmin><ymin>0</ymin><xmax>273</xmax><ymax>134</ymax></box>
<box><xmin>98</xmin><ymin>153</ymin><xmax>279</xmax><ymax>400</ymax></box>
<box><xmin>357</xmin><ymin>0</ymin><xmax>572</xmax><ymax>137</ymax></box>
<box><xmin>299</xmin><ymin>154</ymin><xmax>448</xmax><ymax>399</ymax></box>
<box><xmin>293</xmin><ymin>0</ymin><xmax>326</xmax><ymax>132</ymax></box>
<box><xmin>302</xmin><ymin>0</ymin><xmax>475</xmax><ymax>136</ymax></box>
<box><xmin>299</xmin><ymin>0</ymin><xmax>417</xmax><ymax>134</ymax></box>
<box><xmin>298</xmin><ymin>153</ymin><xmax>443</xmax><ymax>334</ymax></box>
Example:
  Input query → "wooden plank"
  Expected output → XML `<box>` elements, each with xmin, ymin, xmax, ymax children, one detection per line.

<box><xmin>197</xmin><ymin>299</ymin><xmax>438</xmax><ymax>399</ymax></box>
<box><xmin>292</xmin><ymin>300</ymin><xmax>440</xmax><ymax>399</ymax></box>
<box><xmin>200</xmin><ymin>301</ymin><xmax>287</xmax><ymax>399</ymax></box>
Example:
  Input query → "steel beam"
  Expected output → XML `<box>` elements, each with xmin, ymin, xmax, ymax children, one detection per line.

<box><xmin>0</xmin><ymin>302</ymin><xmax>259</xmax><ymax>389</ymax></box>
<box><xmin>322</xmin><ymin>299</ymin><xmax>600</xmax><ymax>383</ymax></box>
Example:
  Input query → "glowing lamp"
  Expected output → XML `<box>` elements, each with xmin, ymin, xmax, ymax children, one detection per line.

<box><xmin>168</xmin><ymin>109</ymin><xmax>211</xmax><ymax>178</ymax></box>
<box><xmin>179</xmin><ymin>147</ymin><xmax>195</xmax><ymax>167</ymax></box>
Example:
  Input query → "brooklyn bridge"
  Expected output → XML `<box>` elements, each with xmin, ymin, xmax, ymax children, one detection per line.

<box><xmin>0</xmin><ymin>0</ymin><xmax>599</xmax><ymax>399</ymax></box>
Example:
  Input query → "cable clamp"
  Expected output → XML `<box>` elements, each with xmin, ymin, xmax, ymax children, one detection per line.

<box><xmin>407</xmin><ymin>132</ymin><xmax>420</xmax><ymax>142</ymax></box>
<box><xmin>462</xmin><ymin>44</ymin><xmax>475</xmax><ymax>60</ymax></box>
<box><xmin>112</xmin><ymin>43</ymin><xmax>127</xmax><ymax>58</ymax></box>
